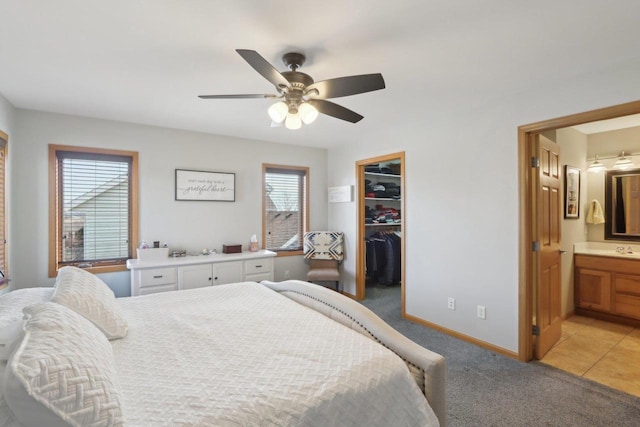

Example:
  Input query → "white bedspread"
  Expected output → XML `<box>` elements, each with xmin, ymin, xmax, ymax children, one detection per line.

<box><xmin>112</xmin><ymin>282</ymin><xmax>438</xmax><ymax>426</ymax></box>
<box><xmin>0</xmin><ymin>282</ymin><xmax>438</xmax><ymax>426</ymax></box>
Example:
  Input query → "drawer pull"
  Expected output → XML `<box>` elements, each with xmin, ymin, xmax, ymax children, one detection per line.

<box><xmin>255</xmin><ymin>265</ymin><xmax>262</xmax><ymax>268</ymax></box>
<box><xmin>153</xmin><ymin>275</ymin><xmax>163</xmax><ymax>279</ymax></box>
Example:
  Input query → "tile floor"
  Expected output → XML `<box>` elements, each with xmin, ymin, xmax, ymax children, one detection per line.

<box><xmin>540</xmin><ymin>315</ymin><xmax>640</xmax><ymax>398</ymax></box>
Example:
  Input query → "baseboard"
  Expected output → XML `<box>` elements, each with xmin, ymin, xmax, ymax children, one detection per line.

<box><xmin>403</xmin><ymin>312</ymin><xmax>520</xmax><ymax>360</ymax></box>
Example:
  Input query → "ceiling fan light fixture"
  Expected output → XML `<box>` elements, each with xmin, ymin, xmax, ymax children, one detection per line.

<box><xmin>298</xmin><ymin>102</ymin><xmax>318</xmax><ymax>125</ymax></box>
<box><xmin>587</xmin><ymin>155</ymin><xmax>606</xmax><ymax>173</ymax></box>
<box><xmin>268</xmin><ymin>101</ymin><xmax>288</xmax><ymax>123</ymax></box>
<box><xmin>285</xmin><ymin>112</ymin><xmax>302</xmax><ymax>130</ymax></box>
<box><xmin>199</xmin><ymin>49</ymin><xmax>386</xmax><ymax>128</ymax></box>
<box><xmin>614</xmin><ymin>151</ymin><xmax>634</xmax><ymax>170</ymax></box>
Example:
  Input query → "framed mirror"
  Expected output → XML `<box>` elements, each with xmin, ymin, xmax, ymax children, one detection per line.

<box><xmin>605</xmin><ymin>168</ymin><xmax>640</xmax><ymax>241</ymax></box>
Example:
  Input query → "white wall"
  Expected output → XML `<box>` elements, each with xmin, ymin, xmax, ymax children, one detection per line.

<box><xmin>0</xmin><ymin>94</ymin><xmax>15</xmax><ymax>135</ymax></box>
<box><xmin>11</xmin><ymin>110</ymin><xmax>327</xmax><ymax>296</ymax></box>
<box><xmin>7</xmin><ymin>58</ymin><xmax>640</xmax><ymax>354</ymax></box>
<box><xmin>556</xmin><ymin>128</ymin><xmax>588</xmax><ymax>316</ymax></box>
<box><xmin>329</xmin><ymin>57</ymin><xmax>640</xmax><ymax>353</ymax></box>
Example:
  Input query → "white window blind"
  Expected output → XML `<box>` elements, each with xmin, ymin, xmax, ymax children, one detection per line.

<box><xmin>264</xmin><ymin>167</ymin><xmax>307</xmax><ymax>252</ymax></box>
<box><xmin>58</xmin><ymin>151</ymin><xmax>132</xmax><ymax>266</ymax></box>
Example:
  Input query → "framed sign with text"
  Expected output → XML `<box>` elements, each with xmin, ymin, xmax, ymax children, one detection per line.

<box><xmin>175</xmin><ymin>169</ymin><xmax>235</xmax><ymax>202</ymax></box>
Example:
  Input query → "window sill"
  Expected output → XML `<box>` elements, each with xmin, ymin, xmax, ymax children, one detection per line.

<box><xmin>50</xmin><ymin>263</ymin><xmax>128</xmax><ymax>278</ymax></box>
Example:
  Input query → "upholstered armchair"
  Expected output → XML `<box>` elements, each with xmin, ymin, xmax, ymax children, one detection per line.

<box><xmin>303</xmin><ymin>231</ymin><xmax>344</xmax><ymax>291</ymax></box>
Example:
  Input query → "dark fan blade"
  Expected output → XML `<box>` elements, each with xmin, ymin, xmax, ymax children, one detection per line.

<box><xmin>306</xmin><ymin>99</ymin><xmax>363</xmax><ymax>123</ymax></box>
<box><xmin>306</xmin><ymin>73</ymin><xmax>385</xmax><ymax>99</ymax></box>
<box><xmin>198</xmin><ymin>94</ymin><xmax>279</xmax><ymax>99</ymax></box>
<box><xmin>236</xmin><ymin>49</ymin><xmax>291</xmax><ymax>89</ymax></box>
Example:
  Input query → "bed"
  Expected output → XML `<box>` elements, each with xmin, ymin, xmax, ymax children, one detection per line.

<box><xmin>0</xmin><ymin>267</ymin><xmax>445</xmax><ymax>426</ymax></box>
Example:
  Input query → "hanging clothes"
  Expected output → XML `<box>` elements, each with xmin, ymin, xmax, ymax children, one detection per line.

<box><xmin>365</xmin><ymin>230</ymin><xmax>402</xmax><ymax>286</ymax></box>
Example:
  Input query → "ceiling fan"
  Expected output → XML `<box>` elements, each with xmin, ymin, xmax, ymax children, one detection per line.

<box><xmin>198</xmin><ymin>49</ymin><xmax>385</xmax><ymax>130</ymax></box>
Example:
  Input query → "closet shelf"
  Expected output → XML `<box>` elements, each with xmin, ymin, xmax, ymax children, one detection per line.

<box><xmin>364</xmin><ymin>172</ymin><xmax>401</xmax><ymax>178</ymax></box>
<box><xmin>365</xmin><ymin>223</ymin><xmax>401</xmax><ymax>227</ymax></box>
<box><xmin>365</xmin><ymin>197</ymin><xmax>401</xmax><ymax>201</ymax></box>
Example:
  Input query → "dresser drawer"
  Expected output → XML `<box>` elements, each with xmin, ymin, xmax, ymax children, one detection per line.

<box><xmin>614</xmin><ymin>294</ymin><xmax>640</xmax><ymax>320</ymax></box>
<box><xmin>139</xmin><ymin>283</ymin><xmax>177</xmax><ymax>295</ymax></box>
<box><xmin>244</xmin><ymin>259</ymin><xmax>272</xmax><ymax>275</ymax></box>
<box><xmin>615</xmin><ymin>274</ymin><xmax>640</xmax><ymax>297</ymax></box>
<box><xmin>140</xmin><ymin>267</ymin><xmax>176</xmax><ymax>286</ymax></box>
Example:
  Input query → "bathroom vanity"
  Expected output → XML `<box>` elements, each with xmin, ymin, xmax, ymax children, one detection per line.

<box><xmin>574</xmin><ymin>243</ymin><xmax>640</xmax><ymax>326</ymax></box>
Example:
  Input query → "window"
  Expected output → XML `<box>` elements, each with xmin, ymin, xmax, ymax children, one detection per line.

<box><xmin>49</xmin><ymin>145</ymin><xmax>138</xmax><ymax>276</ymax></box>
<box><xmin>262</xmin><ymin>164</ymin><xmax>309</xmax><ymax>255</ymax></box>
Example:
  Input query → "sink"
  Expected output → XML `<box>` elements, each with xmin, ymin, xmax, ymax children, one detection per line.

<box><xmin>573</xmin><ymin>242</ymin><xmax>640</xmax><ymax>259</ymax></box>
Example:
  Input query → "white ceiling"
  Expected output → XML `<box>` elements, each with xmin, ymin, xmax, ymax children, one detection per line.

<box><xmin>571</xmin><ymin>113</ymin><xmax>640</xmax><ymax>135</ymax></box>
<box><xmin>2</xmin><ymin>1</ymin><xmax>640</xmax><ymax>148</ymax></box>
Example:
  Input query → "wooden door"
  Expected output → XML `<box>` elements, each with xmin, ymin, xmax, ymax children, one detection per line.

<box><xmin>534</xmin><ymin>135</ymin><xmax>562</xmax><ymax>359</ymax></box>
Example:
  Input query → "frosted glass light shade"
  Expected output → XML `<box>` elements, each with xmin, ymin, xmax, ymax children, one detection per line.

<box><xmin>298</xmin><ymin>103</ymin><xmax>318</xmax><ymax>124</ymax></box>
<box><xmin>614</xmin><ymin>153</ymin><xmax>634</xmax><ymax>170</ymax></box>
<box><xmin>268</xmin><ymin>101</ymin><xmax>288</xmax><ymax>123</ymax></box>
<box><xmin>588</xmin><ymin>155</ymin><xmax>605</xmax><ymax>173</ymax></box>
<box><xmin>285</xmin><ymin>113</ymin><xmax>302</xmax><ymax>130</ymax></box>
<box><xmin>587</xmin><ymin>160</ymin><xmax>605</xmax><ymax>173</ymax></box>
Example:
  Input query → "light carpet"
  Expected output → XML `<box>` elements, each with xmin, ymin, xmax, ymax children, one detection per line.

<box><xmin>361</xmin><ymin>285</ymin><xmax>640</xmax><ymax>427</ymax></box>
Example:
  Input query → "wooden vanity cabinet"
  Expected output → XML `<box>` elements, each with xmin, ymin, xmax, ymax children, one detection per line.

<box><xmin>575</xmin><ymin>268</ymin><xmax>611</xmax><ymax>312</ymax></box>
<box><xmin>614</xmin><ymin>274</ymin><xmax>640</xmax><ymax>319</ymax></box>
<box><xmin>574</xmin><ymin>254</ymin><xmax>640</xmax><ymax>325</ymax></box>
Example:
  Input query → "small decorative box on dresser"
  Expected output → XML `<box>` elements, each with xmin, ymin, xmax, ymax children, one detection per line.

<box><xmin>127</xmin><ymin>250</ymin><xmax>276</xmax><ymax>296</ymax></box>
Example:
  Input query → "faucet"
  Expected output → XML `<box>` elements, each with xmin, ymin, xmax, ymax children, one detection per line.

<box><xmin>617</xmin><ymin>246</ymin><xmax>626</xmax><ymax>254</ymax></box>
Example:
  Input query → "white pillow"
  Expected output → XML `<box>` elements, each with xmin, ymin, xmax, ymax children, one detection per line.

<box><xmin>0</xmin><ymin>321</ymin><xmax>23</xmax><ymax>362</ymax></box>
<box><xmin>0</xmin><ymin>287</ymin><xmax>54</xmax><ymax>328</ymax></box>
<box><xmin>3</xmin><ymin>302</ymin><xmax>125</xmax><ymax>427</ymax></box>
<box><xmin>52</xmin><ymin>267</ymin><xmax>128</xmax><ymax>340</ymax></box>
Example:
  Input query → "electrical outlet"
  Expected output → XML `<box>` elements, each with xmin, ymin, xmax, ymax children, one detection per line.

<box><xmin>477</xmin><ymin>305</ymin><xmax>486</xmax><ymax>319</ymax></box>
<box><xmin>284</xmin><ymin>270</ymin><xmax>290</xmax><ymax>279</ymax></box>
<box><xmin>447</xmin><ymin>297</ymin><xmax>455</xmax><ymax>310</ymax></box>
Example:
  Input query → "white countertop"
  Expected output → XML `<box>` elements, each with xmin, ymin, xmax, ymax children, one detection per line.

<box><xmin>126</xmin><ymin>249</ymin><xmax>277</xmax><ymax>269</ymax></box>
<box><xmin>573</xmin><ymin>242</ymin><xmax>640</xmax><ymax>259</ymax></box>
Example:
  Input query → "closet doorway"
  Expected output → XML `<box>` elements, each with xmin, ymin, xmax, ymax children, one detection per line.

<box><xmin>356</xmin><ymin>152</ymin><xmax>405</xmax><ymax>311</ymax></box>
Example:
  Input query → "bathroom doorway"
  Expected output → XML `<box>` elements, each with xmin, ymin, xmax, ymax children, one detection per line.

<box><xmin>518</xmin><ymin>100</ymin><xmax>640</xmax><ymax>361</ymax></box>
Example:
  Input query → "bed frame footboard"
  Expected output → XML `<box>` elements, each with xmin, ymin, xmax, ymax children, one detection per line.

<box><xmin>261</xmin><ymin>280</ymin><xmax>446</xmax><ymax>427</ymax></box>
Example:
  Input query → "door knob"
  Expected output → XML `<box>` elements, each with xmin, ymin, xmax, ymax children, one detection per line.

<box><xmin>559</xmin><ymin>250</ymin><xmax>568</xmax><ymax>255</ymax></box>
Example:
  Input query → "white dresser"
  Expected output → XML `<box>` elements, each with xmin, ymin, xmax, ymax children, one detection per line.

<box><xmin>126</xmin><ymin>250</ymin><xmax>276</xmax><ymax>296</ymax></box>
